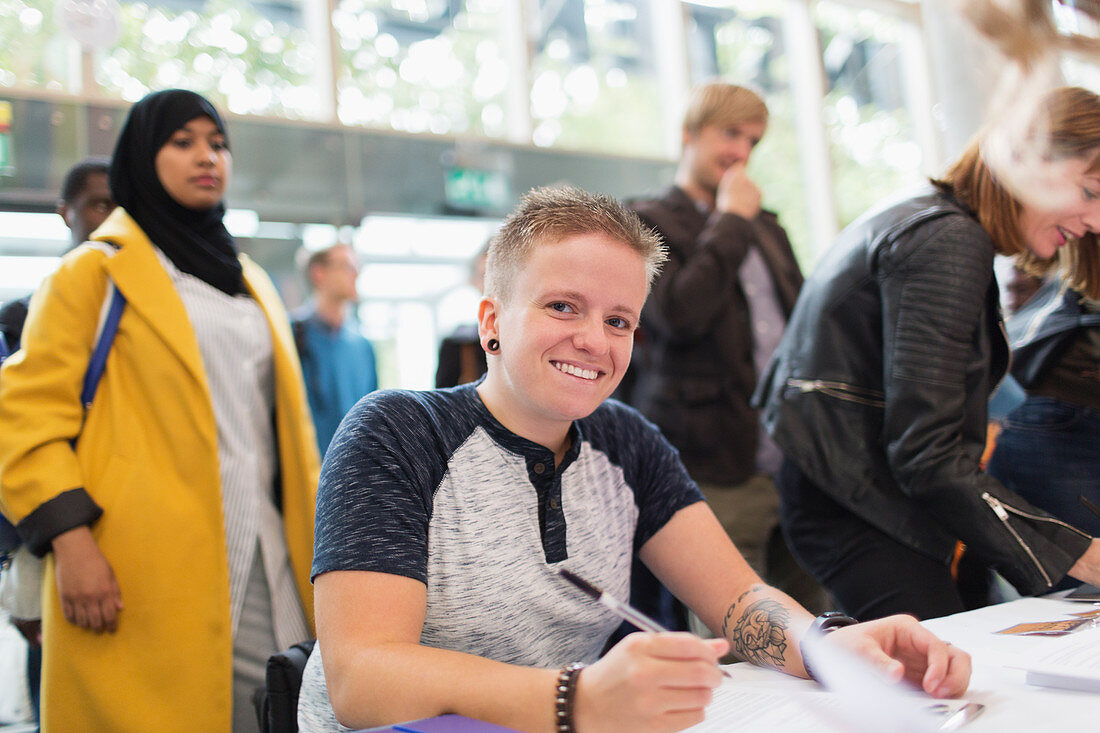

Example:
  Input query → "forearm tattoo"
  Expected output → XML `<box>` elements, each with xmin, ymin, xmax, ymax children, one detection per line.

<box><xmin>721</xmin><ymin>590</ymin><xmax>791</xmax><ymax>669</ymax></box>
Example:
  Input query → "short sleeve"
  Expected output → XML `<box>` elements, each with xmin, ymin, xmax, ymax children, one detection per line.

<box><xmin>311</xmin><ymin>391</ymin><xmax>448</xmax><ymax>583</ymax></box>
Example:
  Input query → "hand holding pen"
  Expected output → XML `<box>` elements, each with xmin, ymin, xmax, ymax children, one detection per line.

<box><xmin>559</xmin><ymin>568</ymin><xmax>731</xmax><ymax>678</ymax></box>
<box><xmin>558</xmin><ymin>568</ymin><xmax>730</xmax><ymax>732</ymax></box>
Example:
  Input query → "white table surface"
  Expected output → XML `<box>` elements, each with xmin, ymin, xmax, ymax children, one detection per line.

<box><xmin>685</xmin><ymin>596</ymin><xmax>1100</xmax><ymax>732</ymax></box>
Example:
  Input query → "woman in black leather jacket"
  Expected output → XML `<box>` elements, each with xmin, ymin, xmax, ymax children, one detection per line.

<box><xmin>756</xmin><ymin>86</ymin><xmax>1100</xmax><ymax>620</ymax></box>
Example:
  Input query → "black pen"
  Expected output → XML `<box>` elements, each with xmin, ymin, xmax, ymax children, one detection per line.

<box><xmin>558</xmin><ymin>568</ymin><xmax>732</xmax><ymax>677</ymax></box>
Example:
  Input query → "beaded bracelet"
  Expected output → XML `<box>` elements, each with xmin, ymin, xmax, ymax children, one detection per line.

<box><xmin>554</xmin><ymin>663</ymin><xmax>584</xmax><ymax>733</ymax></box>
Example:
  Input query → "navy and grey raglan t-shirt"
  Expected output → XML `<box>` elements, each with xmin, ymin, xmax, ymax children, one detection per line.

<box><xmin>298</xmin><ymin>383</ymin><xmax>703</xmax><ymax>731</ymax></box>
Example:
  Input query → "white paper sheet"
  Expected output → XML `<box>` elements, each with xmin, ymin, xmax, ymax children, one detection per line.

<box><xmin>685</xmin><ymin>684</ymin><xmax>846</xmax><ymax>732</ymax></box>
<box><xmin>1014</xmin><ymin>626</ymin><xmax>1100</xmax><ymax>692</ymax></box>
<box><xmin>685</xmin><ymin>660</ymin><xmax>979</xmax><ymax>733</ymax></box>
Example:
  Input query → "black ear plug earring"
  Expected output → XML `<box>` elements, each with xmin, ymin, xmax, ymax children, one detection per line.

<box><xmin>486</xmin><ymin>338</ymin><xmax>500</xmax><ymax>354</ymax></box>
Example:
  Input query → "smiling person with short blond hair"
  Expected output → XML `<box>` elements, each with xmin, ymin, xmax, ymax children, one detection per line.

<box><xmin>297</xmin><ymin>185</ymin><xmax>970</xmax><ymax>733</ymax></box>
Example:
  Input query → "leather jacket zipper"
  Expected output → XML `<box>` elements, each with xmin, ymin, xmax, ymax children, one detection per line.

<box><xmin>786</xmin><ymin>379</ymin><xmax>886</xmax><ymax>408</ymax></box>
<box><xmin>980</xmin><ymin>492</ymin><xmax>1090</xmax><ymax>538</ymax></box>
<box><xmin>979</xmin><ymin>492</ymin><xmax>1090</xmax><ymax>588</ymax></box>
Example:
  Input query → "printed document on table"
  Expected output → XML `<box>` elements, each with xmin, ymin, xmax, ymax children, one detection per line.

<box><xmin>1013</xmin><ymin>626</ymin><xmax>1100</xmax><ymax>692</ymax></box>
<box><xmin>685</xmin><ymin>683</ymin><xmax>845</xmax><ymax>732</ymax></box>
<box><xmin>686</xmin><ymin>681</ymin><xmax>979</xmax><ymax>733</ymax></box>
<box><xmin>685</xmin><ymin>662</ymin><xmax>982</xmax><ymax>733</ymax></box>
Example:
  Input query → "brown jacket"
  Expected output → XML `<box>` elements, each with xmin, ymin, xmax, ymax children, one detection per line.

<box><xmin>626</xmin><ymin>186</ymin><xmax>803</xmax><ymax>485</ymax></box>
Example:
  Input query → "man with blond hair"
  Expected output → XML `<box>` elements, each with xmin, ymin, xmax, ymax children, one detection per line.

<box><xmin>625</xmin><ymin>82</ymin><xmax>824</xmax><ymax>623</ymax></box>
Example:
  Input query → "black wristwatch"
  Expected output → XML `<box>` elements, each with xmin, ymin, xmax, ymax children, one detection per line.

<box><xmin>802</xmin><ymin>611</ymin><xmax>858</xmax><ymax>681</ymax></box>
<box><xmin>809</xmin><ymin>611</ymin><xmax>858</xmax><ymax>635</ymax></box>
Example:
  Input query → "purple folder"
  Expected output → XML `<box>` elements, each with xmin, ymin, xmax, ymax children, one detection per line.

<box><xmin>356</xmin><ymin>714</ymin><xmax>520</xmax><ymax>732</ymax></box>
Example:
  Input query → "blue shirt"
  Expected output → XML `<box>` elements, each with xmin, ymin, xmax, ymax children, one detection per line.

<box><xmin>293</xmin><ymin>307</ymin><xmax>378</xmax><ymax>455</ymax></box>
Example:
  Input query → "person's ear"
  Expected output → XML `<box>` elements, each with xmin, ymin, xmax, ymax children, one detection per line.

<box><xmin>478</xmin><ymin>296</ymin><xmax>500</xmax><ymax>354</ymax></box>
<box><xmin>56</xmin><ymin>201</ymin><xmax>73</xmax><ymax>230</ymax></box>
<box><xmin>681</xmin><ymin>125</ymin><xmax>695</xmax><ymax>151</ymax></box>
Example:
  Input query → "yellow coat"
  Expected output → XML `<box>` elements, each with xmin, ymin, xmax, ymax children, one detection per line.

<box><xmin>0</xmin><ymin>208</ymin><xmax>320</xmax><ymax>732</ymax></box>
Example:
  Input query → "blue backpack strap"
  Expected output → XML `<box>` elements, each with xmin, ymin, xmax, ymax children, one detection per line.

<box><xmin>80</xmin><ymin>283</ymin><xmax>126</xmax><ymax>409</ymax></box>
<box><xmin>0</xmin><ymin>263</ymin><xmax>125</xmax><ymax>560</ymax></box>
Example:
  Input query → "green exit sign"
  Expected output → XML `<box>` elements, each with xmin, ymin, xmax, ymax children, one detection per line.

<box><xmin>445</xmin><ymin>167</ymin><xmax>510</xmax><ymax>212</ymax></box>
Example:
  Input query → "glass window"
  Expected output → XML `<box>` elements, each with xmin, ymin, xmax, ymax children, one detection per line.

<box><xmin>1062</xmin><ymin>56</ymin><xmax>1100</xmax><ymax>90</ymax></box>
<box><xmin>354</xmin><ymin>213</ymin><xmax>498</xmax><ymax>389</ymax></box>
<box><xmin>96</xmin><ymin>1</ymin><xmax>320</xmax><ymax>118</ymax></box>
<box><xmin>332</xmin><ymin>0</ymin><xmax>510</xmax><ymax>137</ymax></box>
<box><xmin>0</xmin><ymin>211</ymin><xmax>70</xmax><ymax>303</ymax></box>
<box><xmin>529</xmin><ymin>0</ymin><xmax>663</xmax><ymax>156</ymax></box>
<box><xmin>0</xmin><ymin>0</ymin><xmax>76</xmax><ymax>91</ymax></box>
<box><xmin>686</xmin><ymin>1</ymin><xmax>811</xmax><ymax>263</ymax></box>
<box><xmin>1057</xmin><ymin>0</ymin><xmax>1100</xmax><ymax>89</ymax></box>
<box><xmin>815</xmin><ymin>1</ymin><xmax>924</xmax><ymax>227</ymax></box>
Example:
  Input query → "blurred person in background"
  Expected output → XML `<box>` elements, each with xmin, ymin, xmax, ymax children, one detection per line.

<box><xmin>0</xmin><ymin>157</ymin><xmax>114</xmax><ymax>350</ymax></box>
<box><xmin>435</xmin><ymin>241</ymin><xmax>489</xmax><ymax>388</ymax></box>
<box><xmin>1005</xmin><ymin>264</ymin><xmax>1044</xmax><ymax>314</ymax></box>
<box><xmin>292</xmin><ymin>242</ymin><xmax>378</xmax><ymax>456</ymax></box>
<box><xmin>757</xmin><ymin>86</ymin><xmax>1100</xmax><ymax>621</ymax></box>
<box><xmin>624</xmin><ymin>82</ymin><xmax>825</xmax><ymax>634</ymax></box>
<box><xmin>983</xmin><ymin>263</ymin><xmax>1044</xmax><ymax>462</ymax></box>
<box><xmin>0</xmin><ymin>155</ymin><xmax>114</xmax><ymax>731</ymax></box>
<box><xmin>986</xmin><ymin>273</ymin><xmax>1100</xmax><ymax>581</ymax></box>
<box><xmin>0</xmin><ymin>89</ymin><xmax>320</xmax><ymax>732</ymax></box>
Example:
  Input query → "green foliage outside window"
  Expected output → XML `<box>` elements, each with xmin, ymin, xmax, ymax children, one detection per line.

<box><xmin>0</xmin><ymin>0</ymin><xmax>71</xmax><ymax>90</ymax></box>
<box><xmin>527</xmin><ymin>0</ymin><xmax>664</xmax><ymax>157</ymax></box>
<box><xmin>816</xmin><ymin>1</ymin><xmax>924</xmax><ymax>229</ymax></box>
<box><xmin>823</xmin><ymin>96</ymin><xmax>920</xmax><ymax>228</ymax></box>
<box><xmin>333</xmin><ymin>0</ymin><xmax>508</xmax><ymax>137</ymax></box>
<box><xmin>707</xmin><ymin>5</ymin><xmax>812</xmax><ymax>265</ymax></box>
<box><xmin>98</xmin><ymin>0</ymin><xmax>317</xmax><ymax>118</ymax></box>
<box><xmin>0</xmin><ymin>0</ymin><xmax>928</xmax><ymax>235</ymax></box>
<box><xmin>528</xmin><ymin>59</ymin><xmax>664</xmax><ymax>157</ymax></box>
<box><xmin>746</xmin><ymin>99</ymin><xmax>813</xmax><ymax>266</ymax></box>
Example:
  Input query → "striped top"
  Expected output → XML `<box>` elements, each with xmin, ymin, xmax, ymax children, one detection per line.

<box><xmin>298</xmin><ymin>384</ymin><xmax>703</xmax><ymax>731</ymax></box>
<box><xmin>160</xmin><ymin>251</ymin><xmax>308</xmax><ymax>650</ymax></box>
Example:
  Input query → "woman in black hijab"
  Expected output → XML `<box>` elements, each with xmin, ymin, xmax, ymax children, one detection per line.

<box><xmin>0</xmin><ymin>89</ymin><xmax>320</xmax><ymax>732</ymax></box>
<box><xmin>110</xmin><ymin>88</ymin><xmax>244</xmax><ymax>295</ymax></box>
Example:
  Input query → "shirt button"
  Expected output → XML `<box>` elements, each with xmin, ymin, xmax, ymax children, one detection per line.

<box><xmin>533</xmin><ymin>462</ymin><xmax>545</xmax><ymax>474</ymax></box>
<box><xmin>550</xmin><ymin>497</ymin><xmax>560</xmax><ymax>509</ymax></box>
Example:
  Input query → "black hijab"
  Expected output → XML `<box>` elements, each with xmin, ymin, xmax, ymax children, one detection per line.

<box><xmin>109</xmin><ymin>89</ymin><xmax>244</xmax><ymax>295</ymax></box>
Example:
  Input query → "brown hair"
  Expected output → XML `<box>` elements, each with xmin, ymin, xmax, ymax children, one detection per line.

<box><xmin>682</xmin><ymin>81</ymin><xmax>768</xmax><ymax>134</ymax></box>
<box><xmin>484</xmin><ymin>186</ymin><xmax>666</xmax><ymax>302</ymax></box>
<box><xmin>934</xmin><ymin>86</ymin><xmax>1100</xmax><ymax>299</ymax></box>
